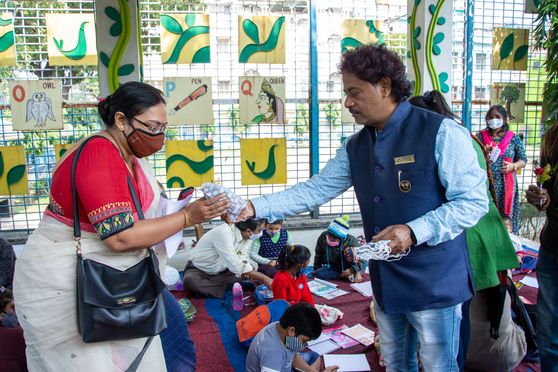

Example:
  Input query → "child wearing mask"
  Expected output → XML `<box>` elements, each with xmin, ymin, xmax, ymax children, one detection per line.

<box><xmin>250</xmin><ymin>219</ymin><xmax>293</xmax><ymax>278</ymax></box>
<box><xmin>272</xmin><ymin>245</ymin><xmax>315</xmax><ymax>305</ymax></box>
<box><xmin>246</xmin><ymin>302</ymin><xmax>338</xmax><ymax>372</ymax></box>
<box><xmin>0</xmin><ymin>287</ymin><xmax>18</xmax><ymax>327</ymax></box>
<box><xmin>313</xmin><ymin>215</ymin><xmax>363</xmax><ymax>283</ymax></box>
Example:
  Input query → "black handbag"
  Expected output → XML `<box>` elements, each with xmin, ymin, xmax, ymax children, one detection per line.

<box><xmin>72</xmin><ymin>136</ymin><xmax>167</xmax><ymax>349</ymax></box>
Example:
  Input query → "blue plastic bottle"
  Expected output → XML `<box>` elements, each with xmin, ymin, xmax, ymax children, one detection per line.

<box><xmin>232</xmin><ymin>282</ymin><xmax>244</xmax><ymax>311</ymax></box>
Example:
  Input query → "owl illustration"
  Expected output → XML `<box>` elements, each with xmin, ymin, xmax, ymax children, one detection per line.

<box><xmin>25</xmin><ymin>92</ymin><xmax>56</xmax><ymax>128</ymax></box>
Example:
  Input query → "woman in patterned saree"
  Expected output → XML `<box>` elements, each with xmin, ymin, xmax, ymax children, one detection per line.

<box><xmin>477</xmin><ymin>105</ymin><xmax>527</xmax><ymax>234</ymax></box>
<box><xmin>13</xmin><ymin>82</ymin><xmax>229</xmax><ymax>371</ymax></box>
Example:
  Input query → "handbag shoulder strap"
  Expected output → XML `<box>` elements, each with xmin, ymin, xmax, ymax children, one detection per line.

<box><xmin>71</xmin><ymin>136</ymin><xmax>145</xmax><ymax>242</ymax></box>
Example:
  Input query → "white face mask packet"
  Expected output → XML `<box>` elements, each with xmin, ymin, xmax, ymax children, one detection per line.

<box><xmin>201</xmin><ymin>183</ymin><xmax>247</xmax><ymax>221</ymax></box>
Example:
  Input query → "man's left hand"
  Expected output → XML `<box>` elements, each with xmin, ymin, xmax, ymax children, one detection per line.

<box><xmin>372</xmin><ymin>224</ymin><xmax>414</xmax><ymax>254</ymax></box>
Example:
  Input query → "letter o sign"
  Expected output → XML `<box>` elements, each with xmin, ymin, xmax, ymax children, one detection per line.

<box><xmin>12</xmin><ymin>84</ymin><xmax>25</xmax><ymax>103</ymax></box>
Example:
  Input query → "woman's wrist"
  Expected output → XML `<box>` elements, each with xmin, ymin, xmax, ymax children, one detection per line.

<box><xmin>182</xmin><ymin>209</ymin><xmax>191</xmax><ymax>228</ymax></box>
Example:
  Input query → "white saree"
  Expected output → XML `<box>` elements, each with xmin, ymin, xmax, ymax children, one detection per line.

<box><xmin>13</xmin><ymin>158</ymin><xmax>168</xmax><ymax>372</ymax></box>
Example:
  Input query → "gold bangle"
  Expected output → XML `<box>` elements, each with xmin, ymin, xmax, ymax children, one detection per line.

<box><xmin>182</xmin><ymin>209</ymin><xmax>191</xmax><ymax>228</ymax></box>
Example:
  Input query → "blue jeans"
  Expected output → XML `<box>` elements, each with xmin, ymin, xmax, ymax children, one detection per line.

<box><xmin>314</xmin><ymin>266</ymin><xmax>341</xmax><ymax>280</ymax></box>
<box><xmin>374</xmin><ymin>300</ymin><xmax>462</xmax><ymax>372</ymax></box>
<box><xmin>160</xmin><ymin>289</ymin><xmax>196</xmax><ymax>372</ymax></box>
<box><xmin>457</xmin><ymin>299</ymin><xmax>472</xmax><ymax>372</ymax></box>
<box><xmin>536</xmin><ymin>246</ymin><xmax>558</xmax><ymax>372</ymax></box>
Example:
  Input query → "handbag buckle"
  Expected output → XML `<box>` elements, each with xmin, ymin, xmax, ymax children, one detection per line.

<box><xmin>116</xmin><ymin>296</ymin><xmax>136</xmax><ymax>305</ymax></box>
<box><xmin>75</xmin><ymin>237</ymin><xmax>82</xmax><ymax>255</ymax></box>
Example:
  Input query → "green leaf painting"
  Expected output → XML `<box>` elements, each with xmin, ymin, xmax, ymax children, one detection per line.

<box><xmin>117</xmin><ymin>63</ymin><xmax>135</xmax><ymax>76</ymax></box>
<box><xmin>105</xmin><ymin>7</ymin><xmax>122</xmax><ymax>37</ymax></box>
<box><xmin>167</xmin><ymin>154</ymin><xmax>214</xmax><ymax>175</ymax></box>
<box><xmin>160</xmin><ymin>14</ymin><xmax>210</xmax><ymax>64</ymax></box>
<box><xmin>245</xmin><ymin>145</ymin><xmax>277</xmax><ymax>180</ymax></box>
<box><xmin>493</xmin><ymin>28</ymin><xmax>530</xmax><ymax>70</ymax></box>
<box><xmin>0</xmin><ymin>152</ymin><xmax>4</xmax><ymax>178</ymax></box>
<box><xmin>7</xmin><ymin>164</ymin><xmax>25</xmax><ymax>193</ymax></box>
<box><xmin>53</xmin><ymin>21</ymin><xmax>89</xmax><ymax>60</ymax></box>
<box><xmin>239</xmin><ymin>16</ymin><xmax>285</xmax><ymax>63</ymax></box>
<box><xmin>99</xmin><ymin>52</ymin><xmax>110</xmax><ymax>68</ymax></box>
<box><xmin>0</xmin><ymin>30</ymin><xmax>14</xmax><ymax>53</ymax></box>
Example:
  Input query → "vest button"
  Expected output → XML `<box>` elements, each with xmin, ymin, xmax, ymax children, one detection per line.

<box><xmin>374</xmin><ymin>196</ymin><xmax>381</xmax><ymax>203</ymax></box>
<box><xmin>373</xmin><ymin>227</ymin><xmax>380</xmax><ymax>234</ymax></box>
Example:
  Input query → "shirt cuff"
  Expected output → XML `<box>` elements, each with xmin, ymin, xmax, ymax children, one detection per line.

<box><xmin>406</xmin><ymin>218</ymin><xmax>433</xmax><ymax>246</ymax></box>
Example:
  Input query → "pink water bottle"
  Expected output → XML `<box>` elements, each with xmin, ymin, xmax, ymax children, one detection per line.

<box><xmin>232</xmin><ymin>282</ymin><xmax>244</xmax><ymax>311</ymax></box>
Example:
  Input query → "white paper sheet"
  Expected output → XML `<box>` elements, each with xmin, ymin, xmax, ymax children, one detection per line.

<box><xmin>156</xmin><ymin>194</ymin><xmax>192</xmax><ymax>257</ymax></box>
<box><xmin>308</xmin><ymin>339</ymin><xmax>340</xmax><ymax>355</ymax></box>
<box><xmin>350</xmin><ymin>281</ymin><xmax>373</xmax><ymax>297</ymax></box>
<box><xmin>323</xmin><ymin>354</ymin><xmax>371</xmax><ymax>371</ymax></box>
<box><xmin>307</xmin><ymin>333</ymin><xmax>331</xmax><ymax>346</ymax></box>
<box><xmin>519</xmin><ymin>276</ymin><xmax>539</xmax><ymax>288</ymax></box>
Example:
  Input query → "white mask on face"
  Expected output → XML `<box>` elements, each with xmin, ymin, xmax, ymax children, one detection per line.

<box><xmin>487</xmin><ymin>118</ymin><xmax>504</xmax><ymax>129</ymax></box>
<box><xmin>249</xmin><ymin>231</ymin><xmax>263</xmax><ymax>241</ymax></box>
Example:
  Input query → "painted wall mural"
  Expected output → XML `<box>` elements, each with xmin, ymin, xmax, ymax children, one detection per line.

<box><xmin>46</xmin><ymin>13</ymin><xmax>97</xmax><ymax>66</ymax></box>
<box><xmin>239</xmin><ymin>76</ymin><xmax>285</xmax><ymax>124</ymax></box>
<box><xmin>166</xmin><ymin>140</ymin><xmax>214</xmax><ymax>188</ymax></box>
<box><xmin>524</xmin><ymin>0</ymin><xmax>540</xmax><ymax>14</ymax></box>
<box><xmin>341</xmin><ymin>19</ymin><xmax>384</xmax><ymax>53</ymax></box>
<box><xmin>238</xmin><ymin>15</ymin><xmax>285</xmax><ymax>64</ymax></box>
<box><xmin>160</xmin><ymin>14</ymin><xmax>210</xmax><ymax>64</ymax></box>
<box><xmin>240</xmin><ymin>138</ymin><xmax>286</xmax><ymax>185</ymax></box>
<box><xmin>407</xmin><ymin>0</ymin><xmax>453</xmax><ymax>99</ymax></box>
<box><xmin>0</xmin><ymin>12</ymin><xmax>15</xmax><ymax>66</ymax></box>
<box><xmin>492</xmin><ymin>28</ymin><xmax>529</xmax><ymax>71</ymax></box>
<box><xmin>95</xmin><ymin>0</ymin><xmax>141</xmax><ymax>96</ymax></box>
<box><xmin>54</xmin><ymin>144</ymin><xmax>73</xmax><ymax>161</ymax></box>
<box><xmin>164</xmin><ymin>77</ymin><xmax>213</xmax><ymax>126</ymax></box>
<box><xmin>491</xmin><ymin>82</ymin><xmax>526</xmax><ymax>123</ymax></box>
<box><xmin>9</xmin><ymin>80</ymin><xmax>63</xmax><ymax>131</ymax></box>
<box><xmin>0</xmin><ymin>146</ymin><xmax>28</xmax><ymax>195</ymax></box>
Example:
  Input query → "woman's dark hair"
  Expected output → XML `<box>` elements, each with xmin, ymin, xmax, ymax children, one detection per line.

<box><xmin>98</xmin><ymin>82</ymin><xmax>166</xmax><ymax>127</ymax></box>
<box><xmin>276</xmin><ymin>244</ymin><xmax>311</xmax><ymax>271</ymax></box>
<box><xmin>409</xmin><ymin>90</ymin><xmax>460</xmax><ymax>122</ymax></box>
<box><xmin>235</xmin><ymin>218</ymin><xmax>266</xmax><ymax>232</ymax></box>
<box><xmin>339</xmin><ymin>44</ymin><xmax>411</xmax><ymax>103</ymax></box>
<box><xmin>264</xmin><ymin>92</ymin><xmax>277</xmax><ymax>114</ymax></box>
<box><xmin>279</xmin><ymin>302</ymin><xmax>322</xmax><ymax>340</ymax></box>
<box><xmin>485</xmin><ymin>104</ymin><xmax>509</xmax><ymax>132</ymax></box>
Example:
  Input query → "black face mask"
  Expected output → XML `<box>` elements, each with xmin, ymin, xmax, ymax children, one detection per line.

<box><xmin>125</xmin><ymin>127</ymin><xmax>165</xmax><ymax>158</ymax></box>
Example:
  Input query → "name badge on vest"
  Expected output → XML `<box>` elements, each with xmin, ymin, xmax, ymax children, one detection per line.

<box><xmin>394</xmin><ymin>154</ymin><xmax>415</xmax><ymax>165</ymax></box>
<box><xmin>397</xmin><ymin>170</ymin><xmax>412</xmax><ymax>193</ymax></box>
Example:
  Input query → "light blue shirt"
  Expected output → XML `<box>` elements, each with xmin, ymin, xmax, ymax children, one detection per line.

<box><xmin>252</xmin><ymin>118</ymin><xmax>488</xmax><ymax>246</ymax></box>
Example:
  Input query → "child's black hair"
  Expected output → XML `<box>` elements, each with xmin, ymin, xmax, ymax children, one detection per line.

<box><xmin>0</xmin><ymin>287</ymin><xmax>13</xmax><ymax>312</ymax></box>
<box><xmin>235</xmin><ymin>218</ymin><xmax>266</xmax><ymax>232</ymax></box>
<box><xmin>267</xmin><ymin>219</ymin><xmax>283</xmax><ymax>225</ymax></box>
<box><xmin>276</xmin><ymin>244</ymin><xmax>311</xmax><ymax>271</ymax></box>
<box><xmin>279</xmin><ymin>302</ymin><xmax>322</xmax><ymax>340</ymax></box>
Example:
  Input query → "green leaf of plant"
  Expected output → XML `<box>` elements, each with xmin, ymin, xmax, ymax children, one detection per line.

<box><xmin>99</xmin><ymin>52</ymin><xmax>110</xmax><ymax>67</ymax></box>
<box><xmin>437</xmin><ymin>17</ymin><xmax>446</xmax><ymax>25</ymax></box>
<box><xmin>185</xmin><ymin>14</ymin><xmax>196</xmax><ymax>27</ymax></box>
<box><xmin>414</xmin><ymin>39</ymin><xmax>421</xmax><ymax>50</ymax></box>
<box><xmin>243</xmin><ymin>19</ymin><xmax>259</xmax><ymax>44</ymax></box>
<box><xmin>413</xmin><ymin>26</ymin><xmax>421</xmax><ymax>38</ymax></box>
<box><xmin>433</xmin><ymin>32</ymin><xmax>445</xmax><ymax>44</ymax></box>
<box><xmin>514</xmin><ymin>44</ymin><xmax>529</xmax><ymax>63</ymax></box>
<box><xmin>0</xmin><ymin>152</ymin><xmax>4</xmax><ymax>178</ymax></box>
<box><xmin>7</xmin><ymin>164</ymin><xmax>25</xmax><ymax>191</ymax></box>
<box><xmin>429</xmin><ymin>4</ymin><xmax>436</xmax><ymax>14</ymax></box>
<box><xmin>161</xmin><ymin>15</ymin><xmax>183</xmax><ymax>35</ymax></box>
<box><xmin>500</xmin><ymin>32</ymin><xmax>515</xmax><ymax>61</ymax></box>
<box><xmin>433</xmin><ymin>44</ymin><xmax>441</xmax><ymax>55</ymax></box>
<box><xmin>118</xmin><ymin>64</ymin><xmax>135</xmax><ymax>76</ymax></box>
<box><xmin>0</xmin><ymin>31</ymin><xmax>14</xmax><ymax>53</ymax></box>
<box><xmin>105</xmin><ymin>7</ymin><xmax>121</xmax><ymax>22</ymax></box>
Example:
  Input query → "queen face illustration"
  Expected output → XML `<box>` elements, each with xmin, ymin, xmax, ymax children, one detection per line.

<box><xmin>252</xmin><ymin>79</ymin><xmax>284</xmax><ymax>124</ymax></box>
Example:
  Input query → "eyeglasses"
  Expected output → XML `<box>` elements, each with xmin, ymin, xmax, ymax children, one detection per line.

<box><xmin>131</xmin><ymin>117</ymin><xmax>168</xmax><ymax>134</ymax></box>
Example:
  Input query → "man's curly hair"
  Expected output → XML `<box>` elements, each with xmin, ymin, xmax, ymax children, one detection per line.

<box><xmin>339</xmin><ymin>44</ymin><xmax>411</xmax><ymax>103</ymax></box>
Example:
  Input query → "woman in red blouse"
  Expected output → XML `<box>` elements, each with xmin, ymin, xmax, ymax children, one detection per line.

<box><xmin>12</xmin><ymin>82</ymin><xmax>228</xmax><ymax>371</ymax></box>
<box><xmin>271</xmin><ymin>244</ymin><xmax>315</xmax><ymax>305</ymax></box>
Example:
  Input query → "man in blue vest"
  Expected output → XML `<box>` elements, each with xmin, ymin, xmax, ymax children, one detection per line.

<box><xmin>240</xmin><ymin>44</ymin><xmax>488</xmax><ymax>371</ymax></box>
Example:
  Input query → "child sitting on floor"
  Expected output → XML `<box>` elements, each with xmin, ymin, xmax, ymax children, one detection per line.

<box><xmin>272</xmin><ymin>245</ymin><xmax>315</xmax><ymax>305</ymax></box>
<box><xmin>503</xmin><ymin>216</ymin><xmax>524</xmax><ymax>263</ymax></box>
<box><xmin>246</xmin><ymin>302</ymin><xmax>338</xmax><ymax>372</ymax></box>
<box><xmin>250</xmin><ymin>219</ymin><xmax>293</xmax><ymax>278</ymax></box>
<box><xmin>313</xmin><ymin>215</ymin><xmax>363</xmax><ymax>283</ymax></box>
